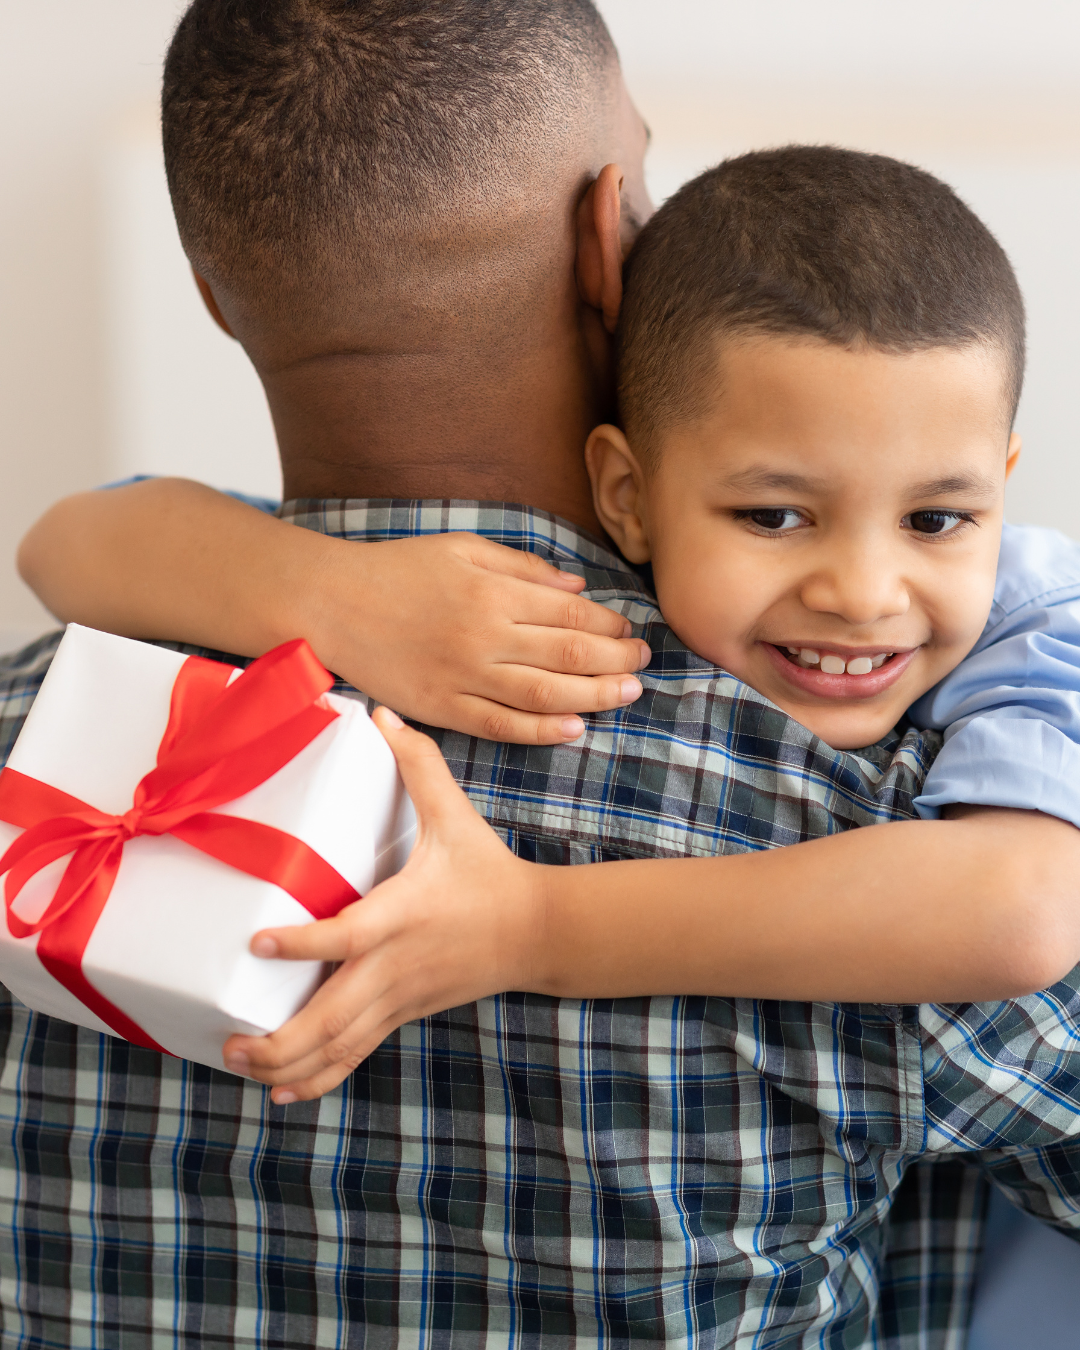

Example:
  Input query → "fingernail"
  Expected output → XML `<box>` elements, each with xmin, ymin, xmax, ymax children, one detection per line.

<box><xmin>225</xmin><ymin>1052</ymin><xmax>250</xmax><ymax>1074</ymax></box>
<box><xmin>636</xmin><ymin>643</ymin><xmax>652</xmax><ymax>670</ymax></box>
<box><xmin>251</xmin><ymin>934</ymin><xmax>278</xmax><ymax>958</ymax></box>
<box><xmin>619</xmin><ymin>677</ymin><xmax>643</xmax><ymax>704</ymax></box>
<box><xmin>560</xmin><ymin>716</ymin><xmax>585</xmax><ymax>740</ymax></box>
<box><xmin>379</xmin><ymin>707</ymin><xmax>405</xmax><ymax>729</ymax></box>
<box><xmin>621</xmin><ymin>620</ymin><xmax>632</xmax><ymax>637</ymax></box>
<box><xmin>273</xmin><ymin>1089</ymin><xmax>297</xmax><ymax>1105</ymax></box>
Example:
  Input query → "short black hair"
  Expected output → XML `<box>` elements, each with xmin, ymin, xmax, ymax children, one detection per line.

<box><xmin>162</xmin><ymin>0</ymin><xmax>615</xmax><ymax>304</ymax></box>
<box><xmin>617</xmin><ymin>146</ymin><xmax>1026</xmax><ymax>455</ymax></box>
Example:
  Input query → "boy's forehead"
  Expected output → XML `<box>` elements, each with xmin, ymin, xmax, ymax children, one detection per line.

<box><xmin>653</xmin><ymin>334</ymin><xmax>1014</xmax><ymax>494</ymax></box>
<box><xmin>699</xmin><ymin>335</ymin><xmax>1015</xmax><ymax>446</ymax></box>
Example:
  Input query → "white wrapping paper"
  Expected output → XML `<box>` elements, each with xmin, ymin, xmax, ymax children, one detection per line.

<box><xmin>0</xmin><ymin>624</ymin><xmax>415</xmax><ymax>1070</ymax></box>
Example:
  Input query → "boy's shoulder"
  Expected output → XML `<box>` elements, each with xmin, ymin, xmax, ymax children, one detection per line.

<box><xmin>991</xmin><ymin>522</ymin><xmax>1080</xmax><ymax>628</ymax></box>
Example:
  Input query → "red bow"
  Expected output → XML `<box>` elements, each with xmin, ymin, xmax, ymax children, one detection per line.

<box><xmin>0</xmin><ymin>640</ymin><xmax>360</xmax><ymax>1053</ymax></box>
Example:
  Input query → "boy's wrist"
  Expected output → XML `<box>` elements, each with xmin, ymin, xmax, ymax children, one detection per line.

<box><xmin>279</xmin><ymin>531</ymin><xmax>368</xmax><ymax>678</ymax></box>
<box><xmin>511</xmin><ymin>861</ymin><xmax>565</xmax><ymax>996</ymax></box>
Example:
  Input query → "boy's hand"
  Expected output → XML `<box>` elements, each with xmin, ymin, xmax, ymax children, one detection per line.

<box><xmin>222</xmin><ymin>707</ymin><xmax>549</xmax><ymax>1103</ymax></box>
<box><xmin>305</xmin><ymin>532</ymin><xmax>651</xmax><ymax>743</ymax></box>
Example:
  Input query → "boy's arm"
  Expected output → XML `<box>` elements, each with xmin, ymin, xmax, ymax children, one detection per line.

<box><xmin>223</xmin><ymin>711</ymin><xmax>1080</xmax><ymax>1104</ymax></box>
<box><xmin>17</xmin><ymin>478</ymin><xmax>649</xmax><ymax>744</ymax></box>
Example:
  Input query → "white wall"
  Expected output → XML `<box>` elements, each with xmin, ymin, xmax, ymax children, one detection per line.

<box><xmin>3</xmin><ymin>1</ymin><xmax>1079</xmax><ymax>650</ymax></box>
<box><xmin>0</xmin><ymin>1</ymin><xmax>188</xmax><ymax>649</ymax></box>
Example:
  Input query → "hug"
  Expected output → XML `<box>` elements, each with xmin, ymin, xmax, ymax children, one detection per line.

<box><xmin>4</xmin><ymin>1</ymin><xmax>1080</xmax><ymax>1345</ymax></box>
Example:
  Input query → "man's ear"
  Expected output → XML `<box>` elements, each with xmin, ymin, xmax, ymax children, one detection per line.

<box><xmin>576</xmin><ymin>163</ymin><xmax>624</xmax><ymax>335</ymax></box>
<box><xmin>193</xmin><ymin>269</ymin><xmax>236</xmax><ymax>339</ymax></box>
<box><xmin>1005</xmin><ymin>431</ymin><xmax>1022</xmax><ymax>480</ymax></box>
<box><xmin>584</xmin><ymin>423</ymin><xmax>652</xmax><ymax>562</ymax></box>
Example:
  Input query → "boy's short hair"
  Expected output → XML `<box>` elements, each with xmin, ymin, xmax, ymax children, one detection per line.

<box><xmin>163</xmin><ymin>0</ymin><xmax>615</xmax><ymax>305</ymax></box>
<box><xmin>617</xmin><ymin>146</ymin><xmax>1026</xmax><ymax>456</ymax></box>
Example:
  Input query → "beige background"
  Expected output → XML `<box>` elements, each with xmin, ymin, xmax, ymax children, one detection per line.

<box><xmin>2</xmin><ymin>0</ymin><xmax>1079</xmax><ymax>650</ymax></box>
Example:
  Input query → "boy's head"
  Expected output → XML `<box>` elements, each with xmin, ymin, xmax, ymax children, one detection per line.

<box><xmin>587</xmin><ymin>147</ymin><xmax>1025</xmax><ymax>750</ymax></box>
<box><xmin>162</xmin><ymin>0</ymin><xmax>648</xmax><ymax>361</ymax></box>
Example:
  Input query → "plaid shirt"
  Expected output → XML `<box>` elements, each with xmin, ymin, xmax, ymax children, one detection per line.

<box><xmin>2</xmin><ymin>499</ymin><xmax>1080</xmax><ymax>1350</ymax></box>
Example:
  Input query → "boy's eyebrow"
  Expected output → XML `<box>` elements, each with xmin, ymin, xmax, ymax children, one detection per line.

<box><xmin>906</xmin><ymin>472</ymin><xmax>999</xmax><ymax>499</ymax></box>
<box><xmin>722</xmin><ymin>467</ymin><xmax>828</xmax><ymax>494</ymax></box>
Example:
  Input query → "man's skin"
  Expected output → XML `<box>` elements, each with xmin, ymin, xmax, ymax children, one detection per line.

<box><xmin>195</xmin><ymin>75</ymin><xmax>652</xmax><ymax>533</ymax></box>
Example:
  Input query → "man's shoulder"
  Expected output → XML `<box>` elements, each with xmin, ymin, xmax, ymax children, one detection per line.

<box><xmin>0</xmin><ymin>630</ymin><xmax>64</xmax><ymax>767</ymax></box>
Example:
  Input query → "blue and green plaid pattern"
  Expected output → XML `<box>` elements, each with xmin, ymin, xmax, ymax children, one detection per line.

<box><xmin>2</xmin><ymin>500</ymin><xmax>1079</xmax><ymax>1348</ymax></box>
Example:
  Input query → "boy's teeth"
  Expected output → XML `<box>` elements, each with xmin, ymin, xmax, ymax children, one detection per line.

<box><xmin>787</xmin><ymin>648</ymin><xmax>894</xmax><ymax>674</ymax></box>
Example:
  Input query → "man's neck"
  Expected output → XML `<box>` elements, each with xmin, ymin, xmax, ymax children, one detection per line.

<box><xmin>265</xmin><ymin>336</ymin><xmax>611</xmax><ymax>537</ymax></box>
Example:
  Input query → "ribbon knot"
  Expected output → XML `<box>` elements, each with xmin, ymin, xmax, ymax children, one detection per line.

<box><xmin>116</xmin><ymin>808</ymin><xmax>143</xmax><ymax>841</ymax></box>
<box><xmin>0</xmin><ymin>639</ymin><xmax>363</xmax><ymax>1054</ymax></box>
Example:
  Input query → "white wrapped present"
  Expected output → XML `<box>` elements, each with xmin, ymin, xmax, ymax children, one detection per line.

<box><xmin>0</xmin><ymin>624</ymin><xmax>415</xmax><ymax>1071</ymax></box>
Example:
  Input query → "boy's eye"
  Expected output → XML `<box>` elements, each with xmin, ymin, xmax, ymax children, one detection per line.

<box><xmin>905</xmin><ymin>510</ymin><xmax>972</xmax><ymax>536</ymax></box>
<box><xmin>737</xmin><ymin>508</ymin><xmax>806</xmax><ymax>533</ymax></box>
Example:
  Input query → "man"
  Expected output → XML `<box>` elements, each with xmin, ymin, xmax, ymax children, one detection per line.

<box><xmin>3</xmin><ymin>2</ymin><xmax>1080</xmax><ymax>1345</ymax></box>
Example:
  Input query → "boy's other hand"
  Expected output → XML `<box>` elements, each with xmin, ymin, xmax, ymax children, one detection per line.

<box><xmin>307</xmin><ymin>532</ymin><xmax>650</xmax><ymax>743</ymax></box>
<box><xmin>222</xmin><ymin>707</ymin><xmax>548</xmax><ymax>1102</ymax></box>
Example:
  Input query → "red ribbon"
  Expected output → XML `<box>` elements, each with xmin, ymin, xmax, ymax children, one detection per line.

<box><xmin>0</xmin><ymin>639</ymin><xmax>361</xmax><ymax>1053</ymax></box>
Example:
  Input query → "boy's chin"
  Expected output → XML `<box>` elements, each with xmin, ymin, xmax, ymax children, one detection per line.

<box><xmin>784</xmin><ymin>701</ymin><xmax>907</xmax><ymax>752</ymax></box>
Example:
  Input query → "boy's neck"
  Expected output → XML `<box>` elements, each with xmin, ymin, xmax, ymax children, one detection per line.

<box><xmin>266</xmin><ymin>335</ymin><xmax>610</xmax><ymax>537</ymax></box>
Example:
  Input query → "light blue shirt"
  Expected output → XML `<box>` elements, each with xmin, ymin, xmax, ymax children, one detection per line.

<box><xmin>910</xmin><ymin>522</ymin><xmax>1080</xmax><ymax>822</ymax></box>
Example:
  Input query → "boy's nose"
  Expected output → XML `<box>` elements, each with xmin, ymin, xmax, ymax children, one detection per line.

<box><xmin>799</xmin><ymin>545</ymin><xmax>910</xmax><ymax>625</ymax></box>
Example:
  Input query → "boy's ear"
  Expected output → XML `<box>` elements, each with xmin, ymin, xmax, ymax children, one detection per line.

<box><xmin>1005</xmin><ymin>431</ymin><xmax>1022</xmax><ymax>480</ymax></box>
<box><xmin>192</xmin><ymin>269</ymin><xmax>237</xmax><ymax>339</ymax></box>
<box><xmin>585</xmin><ymin>424</ymin><xmax>652</xmax><ymax>563</ymax></box>
<box><xmin>576</xmin><ymin>163</ymin><xmax>624</xmax><ymax>335</ymax></box>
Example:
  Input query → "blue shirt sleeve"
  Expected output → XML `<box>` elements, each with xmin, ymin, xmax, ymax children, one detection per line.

<box><xmin>98</xmin><ymin>474</ymin><xmax>281</xmax><ymax>516</ymax></box>
<box><xmin>909</xmin><ymin>523</ymin><xmax>1080</xmax><ymax>824</ymax></box>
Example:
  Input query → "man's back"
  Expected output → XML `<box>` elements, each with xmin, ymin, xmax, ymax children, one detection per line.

<box><xmin>1</xmin><ymin>500</ymin><xmax>961</xmax><ymax>1348</ymax></box>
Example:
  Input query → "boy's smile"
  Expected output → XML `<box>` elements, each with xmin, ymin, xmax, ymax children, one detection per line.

<box><xmin>589</xmin><ymin>336</ymin><xmax>1020</xmax><ymax>750</ymax></box>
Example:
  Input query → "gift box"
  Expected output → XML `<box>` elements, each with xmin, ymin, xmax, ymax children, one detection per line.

<box><xmin>0</xmin><ymin>624</ymin><xmax>415</xmax><ymax>1071</ymax></box>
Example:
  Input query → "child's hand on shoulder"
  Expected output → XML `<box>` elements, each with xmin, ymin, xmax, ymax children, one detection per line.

<box><xmin>309</xmin><ymin>532</ymin><xmax>650</xmax><ymax>743</ymax></box>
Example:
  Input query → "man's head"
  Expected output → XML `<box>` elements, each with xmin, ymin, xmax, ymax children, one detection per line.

<box><xmin>587</xmin><ymin>147</ymin><xmax>1025</xmax><ymax>749</ymax></box>
<box><xmin>162</xmin><ymin>1</ymin><xmax>651</xmax><ymax>522</ymax></box>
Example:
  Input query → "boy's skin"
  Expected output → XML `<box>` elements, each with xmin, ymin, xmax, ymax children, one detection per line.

<box><xmin>589</xmin><ymin>339</ymin><xmax>1021</xmax><ymax>750</ymax></box>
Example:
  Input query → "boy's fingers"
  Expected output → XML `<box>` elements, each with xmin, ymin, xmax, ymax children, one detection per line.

<box><xmin>469</xmin><ymin>538</ymin><xmax>588</xmax><ymax>594</ymax></box>
<box><xmin>371</xmin><ymin>707</ymin><xmax>472</xmax><ymax>821</ymax></box>
<box><xmin>250</xmin><ymin>909</ymin><xmax>364</xmax><ymax>963</ymax></box>
<box><xmin>451</xmin><ymin>696</ymin><xmax>585</xmax><ymax>746</ymax></box>
<box><xmin>480</xmin><ymin>669</ymin><xmax>644</xmax><ymax>717</ymax></box>
<box><xmin>501</xmin><ymin>630</ymin><xmax>651</xmax><ymax>677</ymax></box>
<box><xmin>509</xmin><ymin>585</ymin><xmax>633</xmax><ymax>639</ymax></box>
<box><xmin>270</xmin><ymin>1064</ymin><xmax>354</xmax><ymax>1105</ymax></box>
<box><xmin>225</xmin><ymin>964</ymin><xmax>389</xmax><ymax>1083</ymax></box>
